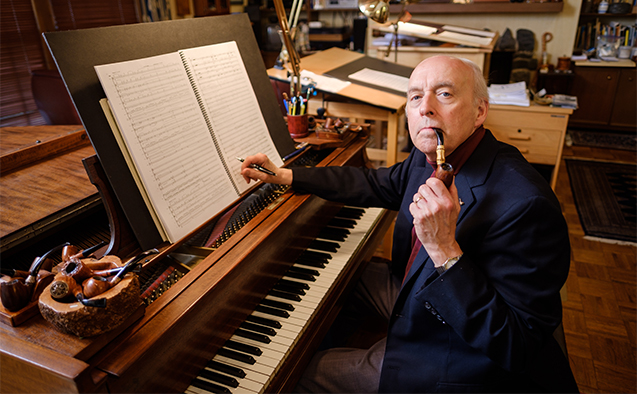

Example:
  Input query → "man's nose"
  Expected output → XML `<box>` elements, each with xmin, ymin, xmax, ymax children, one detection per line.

<box><xmin>419</xmin><ymin>93</ymin><xmax>435</xmax><ymax>116</ymax></box>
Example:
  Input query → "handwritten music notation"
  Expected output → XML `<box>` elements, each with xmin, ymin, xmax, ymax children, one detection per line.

<box><xmin>180</xmin><ymin>42</ymin><xmax>282</xmax><ymax>193</ymax></box>
<box><xmin>94</xmin><ymin>41</ymin><xmax>280</xmax><ymax>242</ymax></box>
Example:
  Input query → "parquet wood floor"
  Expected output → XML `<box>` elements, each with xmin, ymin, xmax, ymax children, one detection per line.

<box><xmin>557</xmin><ymin>142</ymin><xmax>636</xmax><ymax>394</ymax></box>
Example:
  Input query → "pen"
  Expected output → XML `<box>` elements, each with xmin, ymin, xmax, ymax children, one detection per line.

<box><xmin>236</xmin><ymin>157</ymin><xmax>276</xmax><ymax>176</ymax></box>
<box><xmin>282</xmin><ymin>142</ymin><xmax>309</xmax><ymax>162</ymax></box>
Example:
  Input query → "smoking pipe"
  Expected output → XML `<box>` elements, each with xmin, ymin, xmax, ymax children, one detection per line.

<box><xmin>49</xmin><ymin>275</ymin><xmax>106</xmax><ymax>307</ymax></box>
<box><xmin>61</xmin><ymin>241</ymin><xmax>108</xmax><ymax>263</ymax></box>
<box><xmin>1</xmin><ymin>268</ymin><xmax>29</xmax><ymax>278</ymax></box>
<box><xmin>0</xmin><ymin>243</ymin><xmax>69</xmax><ymax>312</ymax></box>
<box><xmin>0</xmin><ymin>277</ymin><xmax>31</xmax><ymax>312</ymax></box>
<box><xmin>434</xmin><ymin>128</ymin><xmax>454</xmax><ymax>189</ymax></box>
<box><xmin>81</xmin><ymin>248</ymin><xmax>159</xmax><ymax>299</ymax></box>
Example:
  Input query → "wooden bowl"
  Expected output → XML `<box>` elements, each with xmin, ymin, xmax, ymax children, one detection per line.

<box><xmin>39</xmin><ymin>256</ymin><xmax>142</xmax><ymax>337</ymax></box>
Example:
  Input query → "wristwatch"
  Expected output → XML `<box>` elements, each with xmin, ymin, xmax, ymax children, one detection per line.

<box><xmin>436</xmin><ymin>254</ymin><xmax>463</xmax><ymax>275</ymax></box>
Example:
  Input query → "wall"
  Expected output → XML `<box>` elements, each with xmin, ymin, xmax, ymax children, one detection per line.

<box><xmin>318</xmin><ymin>0</ymin><xmax>583</xmax><ymax>67</ymax></box>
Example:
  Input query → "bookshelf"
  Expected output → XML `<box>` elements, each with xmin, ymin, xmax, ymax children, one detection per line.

<box><xmin>574</xmin><ymin>8</ymin><xmax>636</xmax><ymax>51</ymax></box>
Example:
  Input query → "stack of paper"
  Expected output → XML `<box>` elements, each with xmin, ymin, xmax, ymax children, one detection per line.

<box><xmin>348</xmin><ymin>68</ymin><xmax>410</xmax><ymax>94</ymax></box>
<box><xmin>551</xmin><ymin>94</ymin><xmax>578</xmax><ymax>109</ymax></box>
<box><xmin>300</xmin><ymin>70</ymin><xmax>350</xmax><ymax>93</ymax></box>
<box><xmin>488</xmin><ymin>82</ymin><xmax>530</xmax><ymax>107</ymax></box>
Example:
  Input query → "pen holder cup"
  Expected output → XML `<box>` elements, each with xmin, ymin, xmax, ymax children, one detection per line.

<box><xmin>287</xmin><ymin>115</ymin><xmax>309</xmax><ymax>139</ymax></box>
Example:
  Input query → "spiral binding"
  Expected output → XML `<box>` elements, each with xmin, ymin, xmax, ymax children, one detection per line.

<box><xmin>179</xmin><ymin>51</ymin><xmax>239</xmax><ymax>196</ymax></box>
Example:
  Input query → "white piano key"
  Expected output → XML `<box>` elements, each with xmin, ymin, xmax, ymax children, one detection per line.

<box><xmin>188</xmin><ymin>207</ymin><xmax>385</xmax><ymax>394</ymax></box>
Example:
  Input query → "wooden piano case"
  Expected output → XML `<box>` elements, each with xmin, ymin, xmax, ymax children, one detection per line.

<box><xmin>0</xmin><ymin>129</ymin><xmax>395</xmax><ymax>393</ymax></box>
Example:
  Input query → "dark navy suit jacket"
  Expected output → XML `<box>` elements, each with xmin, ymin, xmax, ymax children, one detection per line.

<box><xmin>292</xmin><ymin>130</ymin><xmax>578</xmax><ymax>393</ymax></box>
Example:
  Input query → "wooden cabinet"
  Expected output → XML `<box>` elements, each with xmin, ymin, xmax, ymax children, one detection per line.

<box><xmin>484</xmin><ymin>104</ymin><xmax>572</xmax><ymax>190</ymax></box>
<box><xmin>610</xmin><ymin>67</ymin><xmax>637</xmax><ymax>129</ymax></box>
<box><xmin>568</xmin><ymin>64</ymin><xmax>636</xmax><ymax>131</ymax></box>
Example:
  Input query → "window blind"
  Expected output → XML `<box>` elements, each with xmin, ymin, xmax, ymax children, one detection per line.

<box><xmin>1</xmin><ymin>0</ymin><xmax>47</xmax><ymax>126</ymax></box>
<box><xmin>0</xmin><ymin>0</ymin><xmax>140</xmax><ymax>127</ymax></box>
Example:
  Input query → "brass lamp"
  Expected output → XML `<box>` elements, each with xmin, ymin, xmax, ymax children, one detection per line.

<box><xmin>273</xmin><ymin>0</ymin><xmax>302</xmax><ymax>97</ymax></box>
<box><xmin>359</xmin><ymin>0</ymin><xmax>418</xmax><ymax>61</ymax></box>
<box><xmin>358</xmin><ymin>0</ymin><xmax>389</xmax><ymax>24</ymax></box>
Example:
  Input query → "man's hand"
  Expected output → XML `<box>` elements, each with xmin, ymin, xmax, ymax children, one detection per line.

<box><xmin>240</xmin><ymin>153</ymin><xmax>293</xmax><ymax>185</ymax></box>
<box><xmin>409</xmin><ymin>177</ymin><xmax>463</xmax><ymax>267</ymax></box>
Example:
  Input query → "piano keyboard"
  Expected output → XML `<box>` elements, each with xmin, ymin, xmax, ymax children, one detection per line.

<box><xmin>185</xmin><ymin>206</ymin><xmax>385</xmax><ymax>394</ymax></box>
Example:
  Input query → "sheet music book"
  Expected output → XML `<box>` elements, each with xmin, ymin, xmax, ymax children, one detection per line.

<box><xmin>95</xmin><ymin>41</ymin><xmax>283</xmax><ymax>243</ymax></box>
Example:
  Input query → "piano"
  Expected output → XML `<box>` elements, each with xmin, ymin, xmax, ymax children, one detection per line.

<box><xmin>0</xmin><ymin>125</ymin><xmax>396</xmax><ymax>393</ymax></box>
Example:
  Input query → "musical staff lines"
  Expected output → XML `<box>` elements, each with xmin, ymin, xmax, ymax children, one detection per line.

<box><xmin>95</xmin><ymin>42</ymin><xmax>284</xmax><ymax>242</ymax></box>
<box><xmin>96</xmin><ymin>52</ymin><xmax>236</xmax><ymax>241</ymax></box>
<box><xmin>180</xmin><ymin>42</ymin><xmax>283</xmax><ymax>193</ymax></box>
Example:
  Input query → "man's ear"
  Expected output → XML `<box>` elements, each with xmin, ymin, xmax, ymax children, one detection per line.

<box><xmin>474</xmin><ymin>99</ymin><xmax>488</xmax><ymax>129</ymax></box>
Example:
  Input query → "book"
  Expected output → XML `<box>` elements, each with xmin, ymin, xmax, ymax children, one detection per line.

<box><xmin>94</xmin><ymin>41</ymin><xmax>283</xmax><ymax>243</ymax></box>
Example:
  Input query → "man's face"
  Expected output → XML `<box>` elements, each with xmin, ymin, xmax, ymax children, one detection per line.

<box><xmin>406</xmin><ymin>56</ymin><xmax>488</xmax><ymax>162</ymax></box>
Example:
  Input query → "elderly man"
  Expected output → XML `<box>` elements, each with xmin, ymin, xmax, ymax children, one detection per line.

<box><xmin>241</xmin><ymin>56</ymin><xmax>578</xmax><ymax>393</ymax></box>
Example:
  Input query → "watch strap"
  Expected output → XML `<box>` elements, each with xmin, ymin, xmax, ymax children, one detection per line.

<box><xmin>436</xmin><ymin>253</ymin><xmax>463</xmax><ymax>275</ymax></box>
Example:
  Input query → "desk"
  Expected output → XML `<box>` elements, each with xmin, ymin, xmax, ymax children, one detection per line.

<box><xmin>484</xmin><ymin>104</ymin><xmax>573</xmax><ymax>190</ymax></box>
<box><xmin>267</xmin><ymin>48</ymin><xmax>408</xmax><ymax>165</ymax></box>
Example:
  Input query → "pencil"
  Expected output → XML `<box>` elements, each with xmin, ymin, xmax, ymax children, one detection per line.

<box><xmin>236</xmin><ymin>157</ymin><xmax>276</xmax><ymax>176</ymax></box>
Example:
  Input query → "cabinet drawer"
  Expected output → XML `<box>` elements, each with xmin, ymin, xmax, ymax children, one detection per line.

<box><xmin>486</xmin><ymin>109</ymin><xmax>569</xmax><ymax>131</ymax></box>
<box><xmin>486</xmin><ymin>125</ymin><xmax>561</xmax><ymax>165</ymax></box>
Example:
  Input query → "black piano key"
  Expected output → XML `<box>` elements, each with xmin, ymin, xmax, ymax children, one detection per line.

<box><xmin>268</xmin><ymin>290</ymin><xmax>302</xmax><ymax>302</ymax></box>
<box><xmin>308</xmin><ymin>239</ymin><xmax>340</xmax><ymax>252</ymax></box>
<box><xmin>301</xmin><ymin>250</ymin><xmax>332</xmax><ymax>261</ymax></box>
<box><xmin>199</xmin><ymin>368</ymin><xmax>240</xmax><ymax>388</ymax></box>
<box><xmin>206</xmin><ymin>360</ymin><xmax>246</xmax><ymax>379</ymax></box>
<box><xmin>217</xmin><ymin>348</ymin><xmax>256</xmax><ymax>364</ymax></box>
<box><xmin>191</xmin><ymin>377</ymin><xmax>232</xmax><ymax>394</ymax></box>
<box><xmin>273</xmin><ymin>283</ymin><xmax>306</xmax><ymax>295</ymax></box>
<box><xmin>235</xmin><ymin>328</ymin><xmax>271</xmax><ymax>344</ymax></box>
<box><xmin>337</xmin><ymin>207</ymin><xmax>365</xmax><ymax>219</ymax></box>
<box><xmin>256</xmin><ymin>304</ymin><xmax>290</xmax><ymax>318</ymax></box>
<box><xmin>295</xmin><ymin>258</ymin><xmax>326</xmax><ymax>269</ymax></box>
<box><xmin>224</xmin><ymin>340</ymin><xmax>262</xmax><ymax>356</ymax></box>
<box><xmin>285</xmin><ymin>271</ymin><xmax>317</xmax><ymax>281</ymax></box>
<box><xmin>288</xmin><ymin>266</ymin><xmax>320</xmax><ymax>276</ymax></box>
<box><xmin>246</xmin><ymin>315</ymin><xmax>282</xmax><ymax>329</ymax></box>
<box><xmin>328</xmin><ymin>217</ymin><xmax>357</xmax><ymax>229</ymax></box>
<box><xmin>240</xmin><ymin>321</ymin><xmax>277</xmax><ymax>336</ymax></box>
<box><xmin>317</xmin><ymin>228</ymin><xmax>347</xmax><ymax>242</ymax></box>
<box><xmin>261</xmin><ymin>298</ymin><xmax>295</xmax><ymax>311</ymax></box>
<box><xmin>327</xmin><ymin>225</ymin><xmax>351</xmax><ymax>235</ymax></box>
<box><xmin>278</xmin><ymin>279</ymin><xmax>310</xmax><ymax>290</ymax></box>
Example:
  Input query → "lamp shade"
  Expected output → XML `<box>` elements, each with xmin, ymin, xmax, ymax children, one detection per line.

<box><xmin>359</xmin><ymin>0</ymin><xmax>389</xmax><ymax>23</ymax></box>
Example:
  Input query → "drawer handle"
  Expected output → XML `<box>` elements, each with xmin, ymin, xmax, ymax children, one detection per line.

<box><xmin>519</xmin><ymin>149</ymin><xmax>530</xmax><ymax>154</ymax></box>
<box><xmin>509</xmin><ymin>136</ymin><xmax>531</xmax><ymax>141</ymax></box>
